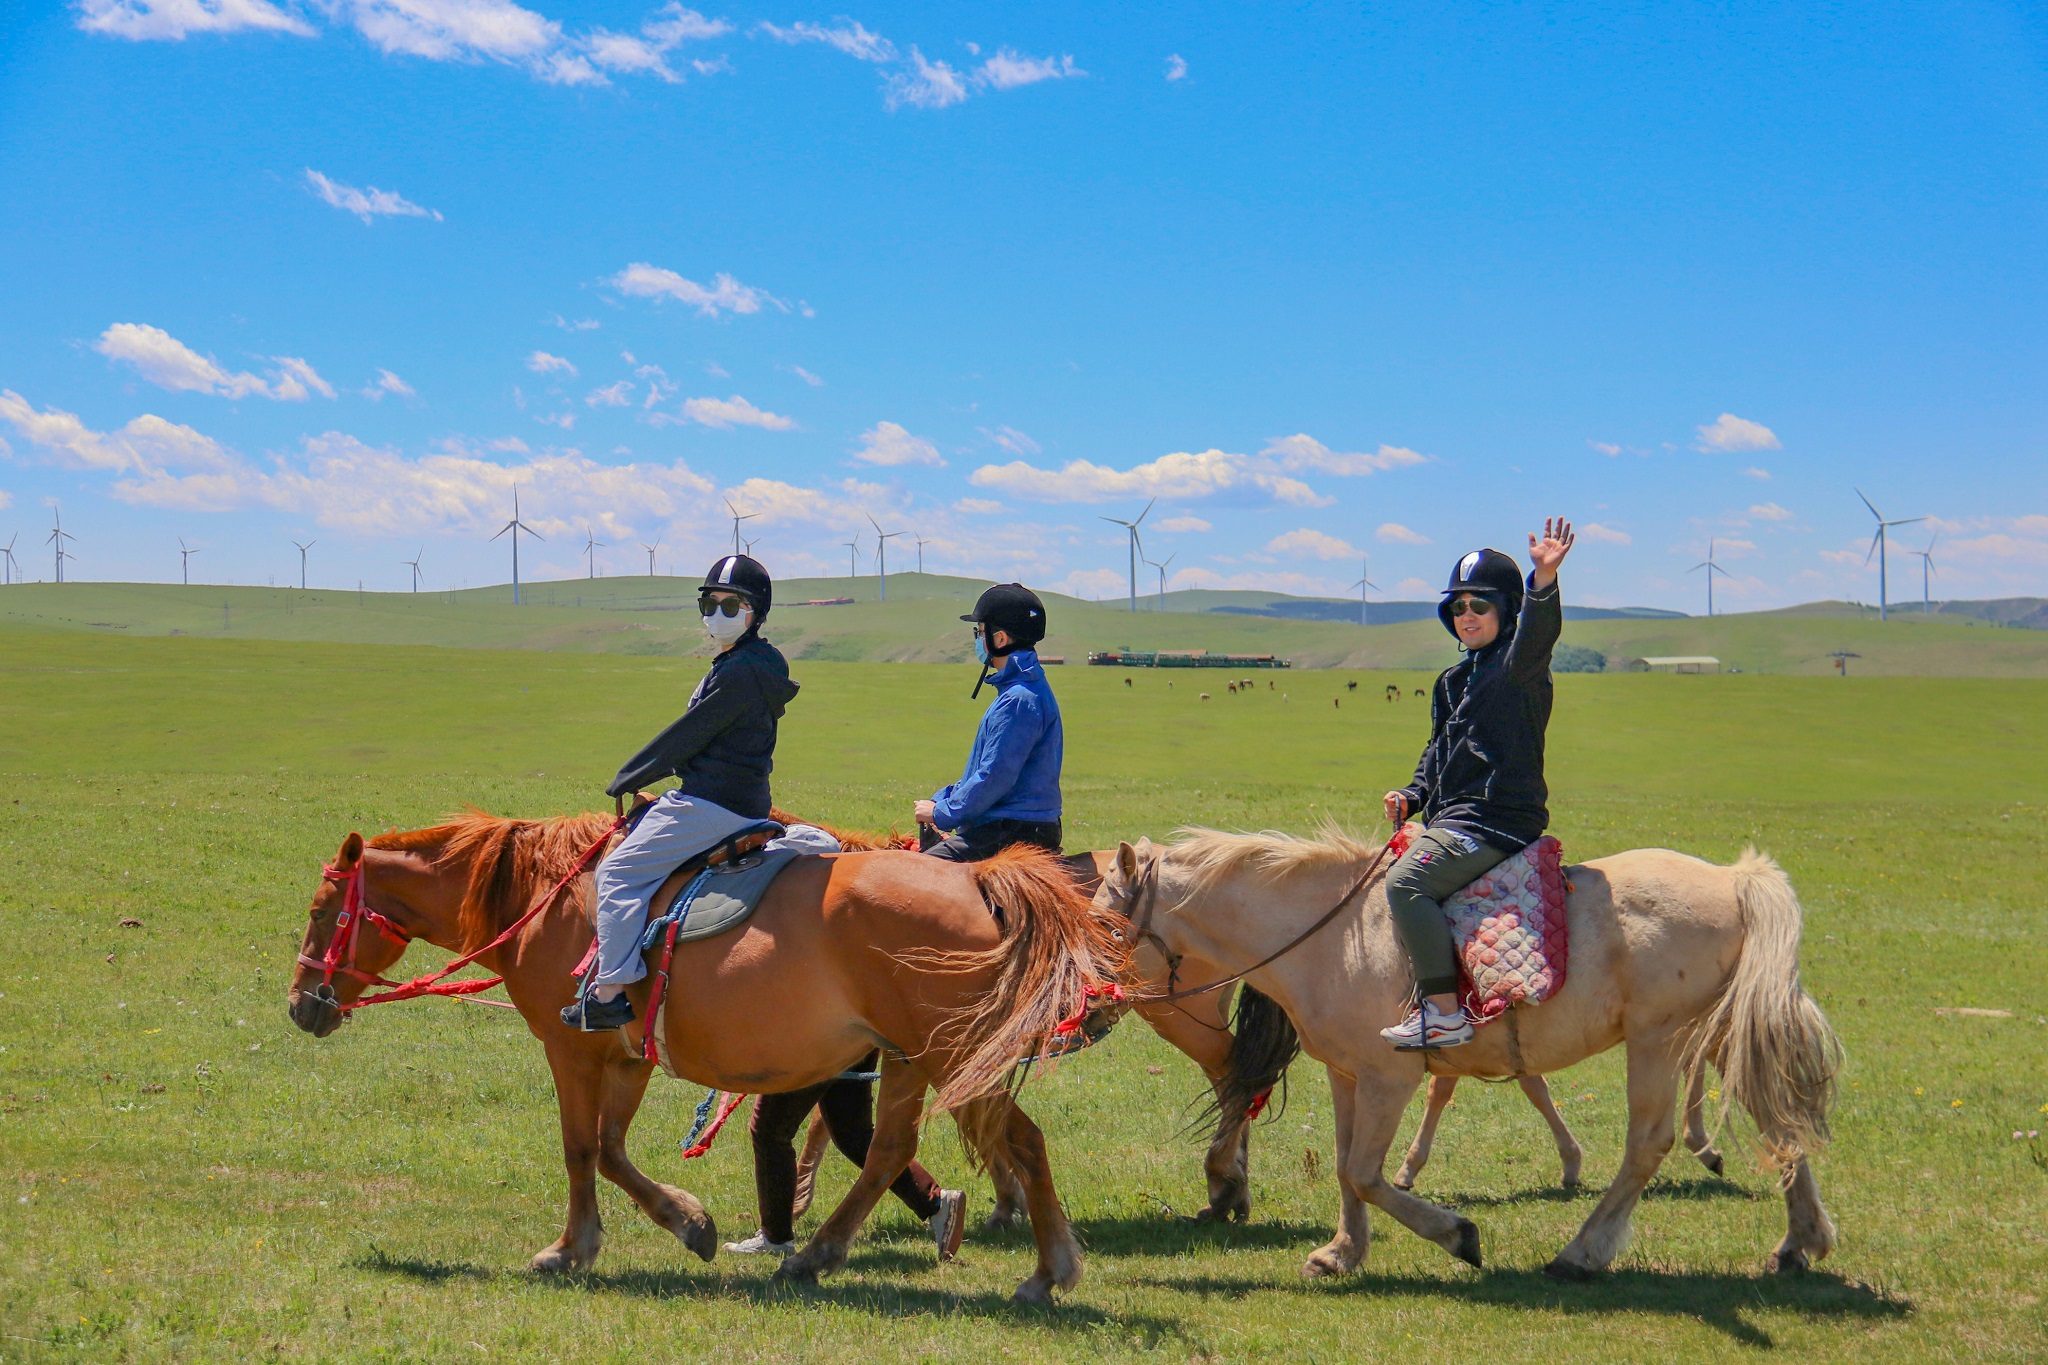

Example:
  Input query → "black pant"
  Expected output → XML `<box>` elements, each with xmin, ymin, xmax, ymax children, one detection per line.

<box><xmin>923</xmin><ymin>817</ymin><xmax>1063</xmax><ymax>862</ymax></box>
<box><xmin>749</xmin><ymin>1052</ymin><xmax>942</xmax><ymax>1244</ymax></box>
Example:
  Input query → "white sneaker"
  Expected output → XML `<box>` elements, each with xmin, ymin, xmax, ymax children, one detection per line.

<box><xmin>722</xmin><ymin>1230</ymin><xmax>796</xmax><ymax>1256</ymax></box>
<box><xmin>1380</xmin><ymin>1001</ymin><xmax>1475</xmax><ymax>1051</ymax></box>
<box><xmin>928</xmin><ymin>1189</ymin><xmax>966</xmax><ymax>1261</ymax></box>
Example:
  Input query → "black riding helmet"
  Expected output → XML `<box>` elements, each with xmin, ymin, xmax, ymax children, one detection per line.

<box><xmin>1437</xmin><ymin>548</ymin><xmax>1523</xmax><ymax>642</ymax></box>
<box><xmin>699</xmin><ymin>553</ymin><xmax>772</xmax><ymax>621</ymax></box>
<box><xmin>960</xmin><ymin>582</ymin><xmax>1047</xmax><ymax>650</ymax></box>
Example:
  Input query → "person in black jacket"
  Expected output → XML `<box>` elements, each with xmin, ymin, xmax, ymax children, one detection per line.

<box><xmin>1378</xmin><ymin>518</ymin><xmax>1575</xmax><ymax>1052</ymax></box>
<box><xmin>562</xmin><ymin>554</ymin><xmax>799</xmax><ymax>1032</ymax></box>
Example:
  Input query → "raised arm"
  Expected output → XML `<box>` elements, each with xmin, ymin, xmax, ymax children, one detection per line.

<box><xmin>1509</xmin><ymin>516</ymin><xmax>1573</xmax><ymax>683</ymax></box>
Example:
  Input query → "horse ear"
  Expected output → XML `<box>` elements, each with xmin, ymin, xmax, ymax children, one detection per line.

<box><xmin>1115</xmin><ymin>840</ymin><xmax>1141</xmax><ymax>883</ymax></box>
<box><xmin>337</xmin><ymin>832</ymin><xmax>364</xmax><ymax>868</ymax></box>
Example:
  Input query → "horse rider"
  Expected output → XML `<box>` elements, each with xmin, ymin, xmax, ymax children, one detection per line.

<box><xmin>1379</xmin><ymin>518</ymin><xmax>1575</xmax><ymax>1051</ymax></box>
<box><xmin>913</xmin><ymin>583</ymin><xmax>1064</xmax><ymax>861</ymax></box>
<box><xmin>562</xmin><ymin>553</ymin><xmax>799</xmax><ymax>1032</ymax></box>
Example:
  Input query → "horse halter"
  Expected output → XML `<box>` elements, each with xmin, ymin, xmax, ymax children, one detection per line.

<box><xmin>299</xmin><ymin>858</ymin><xmax>413</xmax><ymax>999</ymax></box>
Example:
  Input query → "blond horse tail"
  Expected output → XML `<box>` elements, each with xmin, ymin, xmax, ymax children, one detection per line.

<box><xmin>924</xmin><ymin>846</ymin><xmax>1132</xmax><ymax>1119</ymax></box>
<box><xmin>1685</xmin><ymin>847</ymin><xmax>1843</xmax><ymax>1168</ymax></box>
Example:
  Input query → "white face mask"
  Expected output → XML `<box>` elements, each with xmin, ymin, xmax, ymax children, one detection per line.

<box><xmin>703</xmin><ymin>605</ymin><xmax>752</xmax><ymax>645</ymax></box>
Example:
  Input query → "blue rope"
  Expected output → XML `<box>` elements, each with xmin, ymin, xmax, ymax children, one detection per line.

<box><xmin>679</xmin><ymin>1087</ymin><xmax>719</xmax><ymax>1151</ymax></box>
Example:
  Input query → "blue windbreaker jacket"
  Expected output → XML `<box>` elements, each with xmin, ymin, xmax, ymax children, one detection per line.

<box><xmin>931</xmin><ymin>649</ymin><xmax>1063</xmax><ymax>829</ymax></box>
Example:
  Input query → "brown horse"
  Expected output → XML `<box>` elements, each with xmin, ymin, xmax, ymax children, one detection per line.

<box><xmin>285</xmin><ymin>812</ymin><xmax>1127</xmax><ymax>1302</ymax></box>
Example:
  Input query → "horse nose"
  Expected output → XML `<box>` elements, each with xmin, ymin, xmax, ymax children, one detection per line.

<box><xmin>288</xmin><ymin>987</ymin><xmax>343</xmax><ymax>1037</ymax></box>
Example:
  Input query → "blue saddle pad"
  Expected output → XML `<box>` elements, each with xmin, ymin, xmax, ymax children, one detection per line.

<box><xmin>641</xmin><ymin>847</ymin><xmax>809</xmax><ymax>952</ymax></box>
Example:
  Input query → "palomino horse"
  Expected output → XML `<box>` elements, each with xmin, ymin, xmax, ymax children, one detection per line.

<box><xmin>286</xmin><ymin>812</ymin><xmax>1127</xmax><ymax>1302</ymax></box>
<box><xmin>1096</xmin><ymin>828</ymin><xmax>1842</xmax><ymax>1279</ymax></box>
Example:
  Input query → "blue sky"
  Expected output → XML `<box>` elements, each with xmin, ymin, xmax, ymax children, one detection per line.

<box><xmin>2</xmin><ymin>0</ymin><xmax>2045</xmax><ymax>609</ymax></box>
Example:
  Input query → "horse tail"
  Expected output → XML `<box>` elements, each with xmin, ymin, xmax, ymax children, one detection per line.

<box><xmin>926</xmin><ymin>846</ymin><xmax>1132</xmax><ymax>1116</ymax></box>
<box><xmin>1185</xmin><ymin>983</ymin><xmax>1302</xmax><ymax>1142</ymax></box>
<box><xmin>1685</xmin><ymin>847</ymin><xmax>1843</xmax><ymax>1168</ymax></box>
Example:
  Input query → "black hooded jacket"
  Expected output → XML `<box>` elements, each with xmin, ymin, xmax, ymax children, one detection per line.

<box><xmin>605</xmin><ymin>634</ymin><xmax>798</xmax><ymax>818</ymax></box>
<box><xmin>1398</xmin><ymin>574</ymin><xmax>1562</xmax><ymax>850</ymax></box>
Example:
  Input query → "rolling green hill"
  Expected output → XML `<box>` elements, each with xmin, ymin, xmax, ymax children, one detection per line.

<box><xmin>3</xmin><ymin>574</ymin><xmax>2046</xmax><ymax>675</ymax></box>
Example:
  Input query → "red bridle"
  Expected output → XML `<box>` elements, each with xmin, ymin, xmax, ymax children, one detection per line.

<box><xmin>299</xmin><ymin>860</ymin><xmax>414</xmax><ymax>995</ymax></box>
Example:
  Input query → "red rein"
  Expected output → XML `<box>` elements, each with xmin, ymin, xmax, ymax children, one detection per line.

<box><xmin>303</xmin><ymin>819</ymin><xmax>622</xmax><ymax>1013</ymax></box>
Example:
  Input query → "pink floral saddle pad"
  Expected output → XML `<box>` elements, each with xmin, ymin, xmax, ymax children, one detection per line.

<box><xmin>1442</xmin><ymin>835</ymin><xmax>1570</xmax><ymax>1021</ymax></box>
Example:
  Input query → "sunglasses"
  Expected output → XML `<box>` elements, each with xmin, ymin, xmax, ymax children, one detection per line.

<box><xmin>1448</xmin><ymin>596</ymin><xmax>1497</xmax><ymax>618</ymax></box>
<box><xmin>699</xmin><ymin>595</ymin><xmax>748</xmax><ymax>618</ymax></box>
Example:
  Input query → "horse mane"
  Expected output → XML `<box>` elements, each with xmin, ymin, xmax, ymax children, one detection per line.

<box><xmin>1166</xmin><ymin>821</ymin><xmax>1384</xmax><ymax>892</ymax></box>
<box><xmin>370</xmin><ymin>811</ymin><xmax>617</xmax><ymax>953</ymax></box>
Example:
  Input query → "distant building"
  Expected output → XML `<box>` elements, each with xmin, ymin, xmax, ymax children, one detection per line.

<box><xmin>1624</xmin><ymin>655</ymin><xmax>1721</xmax><ymax>674</ymax></box>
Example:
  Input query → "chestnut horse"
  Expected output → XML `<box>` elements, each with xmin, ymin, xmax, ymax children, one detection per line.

<box><xmin>285</xmin><ymin>812</ymin><xmax>1127</xmax><ymax>1302</ymax></box>
<box><xmin>1097</xmin><ymin>829</ymin><xmax>1842</xmax><ymax>1279</ymax></box>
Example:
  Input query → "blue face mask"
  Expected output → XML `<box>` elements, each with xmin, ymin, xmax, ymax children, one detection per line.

<box><xmin>973</xmin><ymin>631</ymin><xmax>991</xmax><ymax>666</ymax></box>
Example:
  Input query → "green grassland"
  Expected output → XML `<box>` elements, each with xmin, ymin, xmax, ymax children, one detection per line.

<box><xmin>7</xmin><ymin>574</ymin><xmax>2047</xmax><ymax>675</ymax></box>
<box><xmin>2</xmin><ymin>627</ymin><xmax>2045</xmax><ymax>1362</ymax></box>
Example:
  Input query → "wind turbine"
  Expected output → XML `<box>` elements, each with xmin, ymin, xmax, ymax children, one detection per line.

<box><xmin>581</xmin><ymin>525</ymin><xmax>604</xmax><ymax>579</ymax></box>
<box><xmin>490</xmin><ymin>485</ymin><xmax>543</xmax><ymax>605</ymax></box>
<box><xmin>1856</xmin><ymin>489</ymin><xmax>1925</xmax><ymax>622</ymax></box>
<box><xmin>48</xmin><ymin>507</ymin><xmax>75</xmax><ymax>584</ymax></box>
<box><xmin>1100</xmin><ymin>498</ymin><xmax>1154</xmax><ymax>613</ymax></box>
<box><xmin>178</xmin><ymin>537</ymin><xmax>199</xmax><ymax>586</ymax></box>
<box><xmin>1351</xmin><ymin>555</ymin><xmax>1380</xmax><ymax>627</ymax></box>
<box><xmin>1143</xmin><ymin>550</ymin><xmax>1177</xmax><ymax>611</ymax></box>
<box><xmin>2</xmin><ymin>535</ymin><xmax>18</xmax><ymax>586</ymax></box>
<box><xmin>1906</xmin><ymin>535</ymin><xmax>1938</xmax><ymax>612</ymax></box>
<box><xmin>867</xmin><ymin>514</ymin><xmax>903</xmax><ymax>601</ymax></box>
<box><xmin>724</xmin><ymin>498</ymin><xmax>757</xmax><ymax>556</ymax></box>
<box><xmin>914</xmin><ymin>535</ymin><xmax>932</xmax><ymax>575</ymax></box>
<box><xmin>1689</xmin><ymin>538</ymin><xmax>1732</xmax><ymax>616</ymax></box>
<box><xmin>842</xmin><ymin>534</ymin><xmax>861</xmax><ymax>581</ymax></box>
<box><xmin>641</xmin><ymin>538</ymin><xmax>660</xmax><ymax>577</ymax></box>
<box><xmin>402</xmin><ymin>549</ymin><xmax>423</xmax><ymax>592</ymax></box>
<box><xmin>742</xmin><ymin>536</ymin><xmax>760</xmax><ymax>556</ymax></box>
<box><xmin>291</xmin><ymin>539</ymin><xmax>315</xmax><ymax>590</ymax></box>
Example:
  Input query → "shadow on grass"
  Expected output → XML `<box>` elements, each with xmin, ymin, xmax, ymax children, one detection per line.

<box><xmin>1132</xmin><ymin>1264</ymin><xmax>1911</xmax><ymax>1349</ymax></box>
<box><xmin>1061</xmin><ymin>1214</ymin><xmax>1335</xmax><ymax>1257</ymax></box>
<box><xmin>1434</xmin><ymin>1172</ymin><xmax>1753</xmax><ymax>1209</ymax></box>
<box><xmin>354</xmin><ymin>1247</ymin><xmax>494</xmax><ymax>1283</ymax></box>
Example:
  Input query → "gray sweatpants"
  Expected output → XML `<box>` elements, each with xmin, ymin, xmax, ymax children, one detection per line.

<box><xmin>589</xmin><ymin>791</ymin><xmax>840</xmax><ymax>987</ymax></box>
<box><xmin>1386</xmin><ymin>825</ymin><xmax>1511</xmax><ymax>998</ymax></box>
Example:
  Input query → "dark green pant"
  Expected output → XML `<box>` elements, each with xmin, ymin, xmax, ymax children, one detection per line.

<box><xmin>1387</xmin><ymin>826</ymin><xmax>1511</xmax><ymax>997</ymax></box>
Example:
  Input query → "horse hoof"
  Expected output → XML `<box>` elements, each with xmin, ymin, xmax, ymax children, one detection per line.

<box><xmin>1300</xmin><ymin>1249</ymin><xmax>1350</xmax><ymax>1279</ymax></box>
<box><xmin>1543</xmin><ymin>1256</ymin><xmax>1596</xmax><ymax>1282</ymax></box>
<box><xmin>1701</xmin><ymin>1151</ymin><xmax>1726</xmax><ymax>1177</ymax></box>
<box><xmin>1390</xmin><ymin>1174</ymin><xmax>1415</xmax><ymax>1192</ymax></box>
<box><xmin>1011</xmin><ymin>1279</ymin><xmax>1055</xmax><ymax>1305</ymax></box>
<box><xmin>1451</xmin><ymin>1219</ymin><xmax>1482</xmax><ymax>1269</ymax></box>
<box><xmin>1769</xmin><ymin>1248</ymin><xmax>1810</xmax><ymax>1274</ymax></box>
<box><xmin>529</xmin><ymin>1246</ymin><xmax>590</xmax><ymax>1275</ymax></box>
<box><xmin>772</xmin><ymin>1261</ymin><xmax>819</xmax><ymax>1286</ymax></box>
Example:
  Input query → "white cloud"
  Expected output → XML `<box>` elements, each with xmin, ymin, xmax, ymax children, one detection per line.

<box><xmin>1</xmin><ymin>390</ymin><xmax>243</xmax><ymax>479</ymax></box>
<box><xmin>606</xmin><ymin>263</ymin><xmax>782</xmax><ymax>316</ymax></box>
<box><xmin>566</xmin><ymin>6</ymin><xmax>731</xmax><ymax>83</ymax></box>
<box><xmin>0</xmin><ymin>488</ymin><xmax>11</xmax><ymax>510</ymax></box>
<box><xmin>1695</xmin><ymin>412</ymin><xmax>1781</xmax><ymax>453</ymax></box>
<box><xmin>681</xmin><ymin>394</ymin><xmax>794</xmax><ymax>430</ymax></box>
<box><xmin>757</xmin><ymin>19</ymin><xmax>895</xmax><ymax>62</ymax></box>
<box><xmin>981</xmin><ymin>425</ymin><xmax>1041</xmax><ymax>456</ymax></box>
<box><xmin>94</xmin><ymin>323</ymin><xmax>330</xmax><ymax>401</ymax></box>
<box><xmin>305</xmin><ymin>169</ymin><xmax>442</xmax><ymax>224</ymax></box>
<box><xmin>363</xmin><ymin>368</ymin><xmax>415</xmax><ymax>400</ymax></box>
<box><xmin>1261</xmin><ymin>433</ymin><xmax>1428</xmax><ymax>477</ymax></box>
<box><xmin>1579</xmin><ymin>522</ymin><xmax>1632</xmax><ymax>545</ymax></box>
<box><xmin>1055</xmin><ymin>567</ymin><xmax>1129</xmax><ymax>601</ymax></box>
<box><xmin>973</xmin><ymin>49</ymin><xmax>1082</xmax><ymax>91</ymax></box>
<box><xmin>884</xmin><ymin>47</ymin><xmax>968</xmax><ymax>109</ymax></box>
<box><xmin>851</xmin><ymin>420</ymin><xmax>943</xmax><ymax>467</ymax></box>
<box><xmin>1164</xmin><ymin>53</ymin><xmax>1186</xmax><ymax>81</ymax></box>
<box><xmin>970</xmin><ymin>448</ymin><xmax>1327</xmax><ymax>507</ymax></box>
<box><xmin>1375</xmin><ymin>522</ymin><xmax>1431</xmax><ymax>545</ymax></box>
<box><xmin>955</xmin><ymin>497</ymin><xmax>1004</xmax><ymax>515</ymax></box>
<box><xmin>526</xmin><ymin>350</ymin><xmax>577</xmax><ymax>376</ymax></box>
<box><xmin>1743</xmin><ymin>466</ymin><xmax>1772</xmax><ymax>480</ymax></box>
<box><xmin>535</xmin><ymin>411</ymin><xmax>576</xmax><ymax>429</ymax></box>
<box><xmin>1156</xmin><ymin>515</ymin><xmax>1211</xmax><ymax>533</ymax></box>
<box><xmin>1397</xmin><ymin>576</ymin><xmax>1433</xmax><ymax>594</ymax></box>
<box><xmin>1267</xmin><ymin>528</ymin><xmax>1358</xmax><ymax>561</ymax></box>
<box><xmin>76</xmin><ymin>0</ymin><xmax>314</xmax><ymax>41</ymax></box>
<box><xmin>586</xmin><ymin>381</ymin><xmax>634</xmax><ymax>407</ymax></box>
<box><xmin>338</xmin><ymin>0</ymin><xmax>559</xmax><ymax>63</ymax></box>
<box><xmin>550</xmin><ymin>314</ymin><xmax>600</xmax><ymax>331</ymax></box>
<box><xmin>1748</xmin><ymin>502</ymin><xmax>1794</xmax><ymax>522</ymax></box>
<box><xmin>1588</xmin><ymin>440</ymin><xmax>1622</xmax><ymax>457</ymax></box>
<box><xmin>791</xmin><ymin>366</ymin><xmax>823</xmax><ymax>387</ymax></box>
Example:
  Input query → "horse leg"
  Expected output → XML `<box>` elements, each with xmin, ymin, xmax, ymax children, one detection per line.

<box><xmin>1336</xmin><ymin>1065</ymin><xmax>1484</xmax><ymax>1270</ymax></box>
<box><xmin>961</xmin><ymin>1100</ymin><xmax>1032</xmax><ymax>1231</ymax></box>
<box><xmin>1392</xmin><ymin>1073</ymin><xmax>1456</xmax><ymax>1191</ymax></box>
<box><xmin>593</xmin><ymin>1052</ymin><xmax>716</xmax><ymax>1261</ymax></box>
<box><xmin>791</xmin><ymin>1108</ymin><xmax>830</xmax><ymax>1221</ymax></box>
<box><xmin>1518</xmin><ymin>1074</ymin><xmax>1584</xmax><ymax>1188</ymax></box>
<box><xmin>777</xmin><ymin>1060</ymin><xmax>926</xmax><ymax>1284</ymax></box>
<box><xmin>1136</xmin><ymin>976</ymin><xmax>1251</xmax><ymax>1221</ymax></box>
<box><xmin>530</xmin><ymin>1038</ymin><xmax>608</xmax><ymax>1273</ymax></box>
<box><xmin>1767</xmin><ymin>1157</ymin><xmax>1839</xmax><ymax>1272</ymax></box>
<box><xmin>1683</xmin><ymin>1066</ymin><xmax>1726</xmax><ymax>1177</ymax></box>
<box><xmin>1545</xmin><ymin>1037</ymin><xmax>1681</xmax><ymax>1279</ymax></box>
<box><xmin>1303</xmin><ymin>1065</ymin><xmax>1374</xmax><ymax>1277</ymax></box>
<box><xmin>1000</xmin><ymin>1100</ymin><xmax>1084</xmax><ymax>1304</ymax></box>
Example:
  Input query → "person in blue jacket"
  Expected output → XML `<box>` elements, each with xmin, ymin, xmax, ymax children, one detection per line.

<box><xmin>914</xmin><ymin>583</ymin><xmax>1064</xmax><ymax>861</ymax></box>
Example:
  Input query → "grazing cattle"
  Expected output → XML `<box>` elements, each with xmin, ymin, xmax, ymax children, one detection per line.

<box><xmin>1124</xmin><ymin>677</ymin><xmax>1133</xmax><ymax>688</ymax></box>
<box><xmin>1333</xmin><ymin>697</ymin><xmax>1340</xmax><ymax>709</ymax></box>
<box><xmin>1385</xmin><ymin>684</ymin><xmax>1400</xmax><ymax>703</ymax></box>
<box><xmin>1346</xmin><ymin>681</ymin><xmax>1359</xmax><ymax>692</ymax></box>
<box><xmin>1414</xmin><ymin>688</ymin><xmax>1426</xmax><ymax>699</ymax></box>
<box><xmin>1199</xmin><ymin>692</ymin><xmax>1211</xmax><ymax>701</ymax></box>
<box><xmin>1227</xmin><ymin>682</ymin><xmax>1238</xmax><ymax>694</ymax></box>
